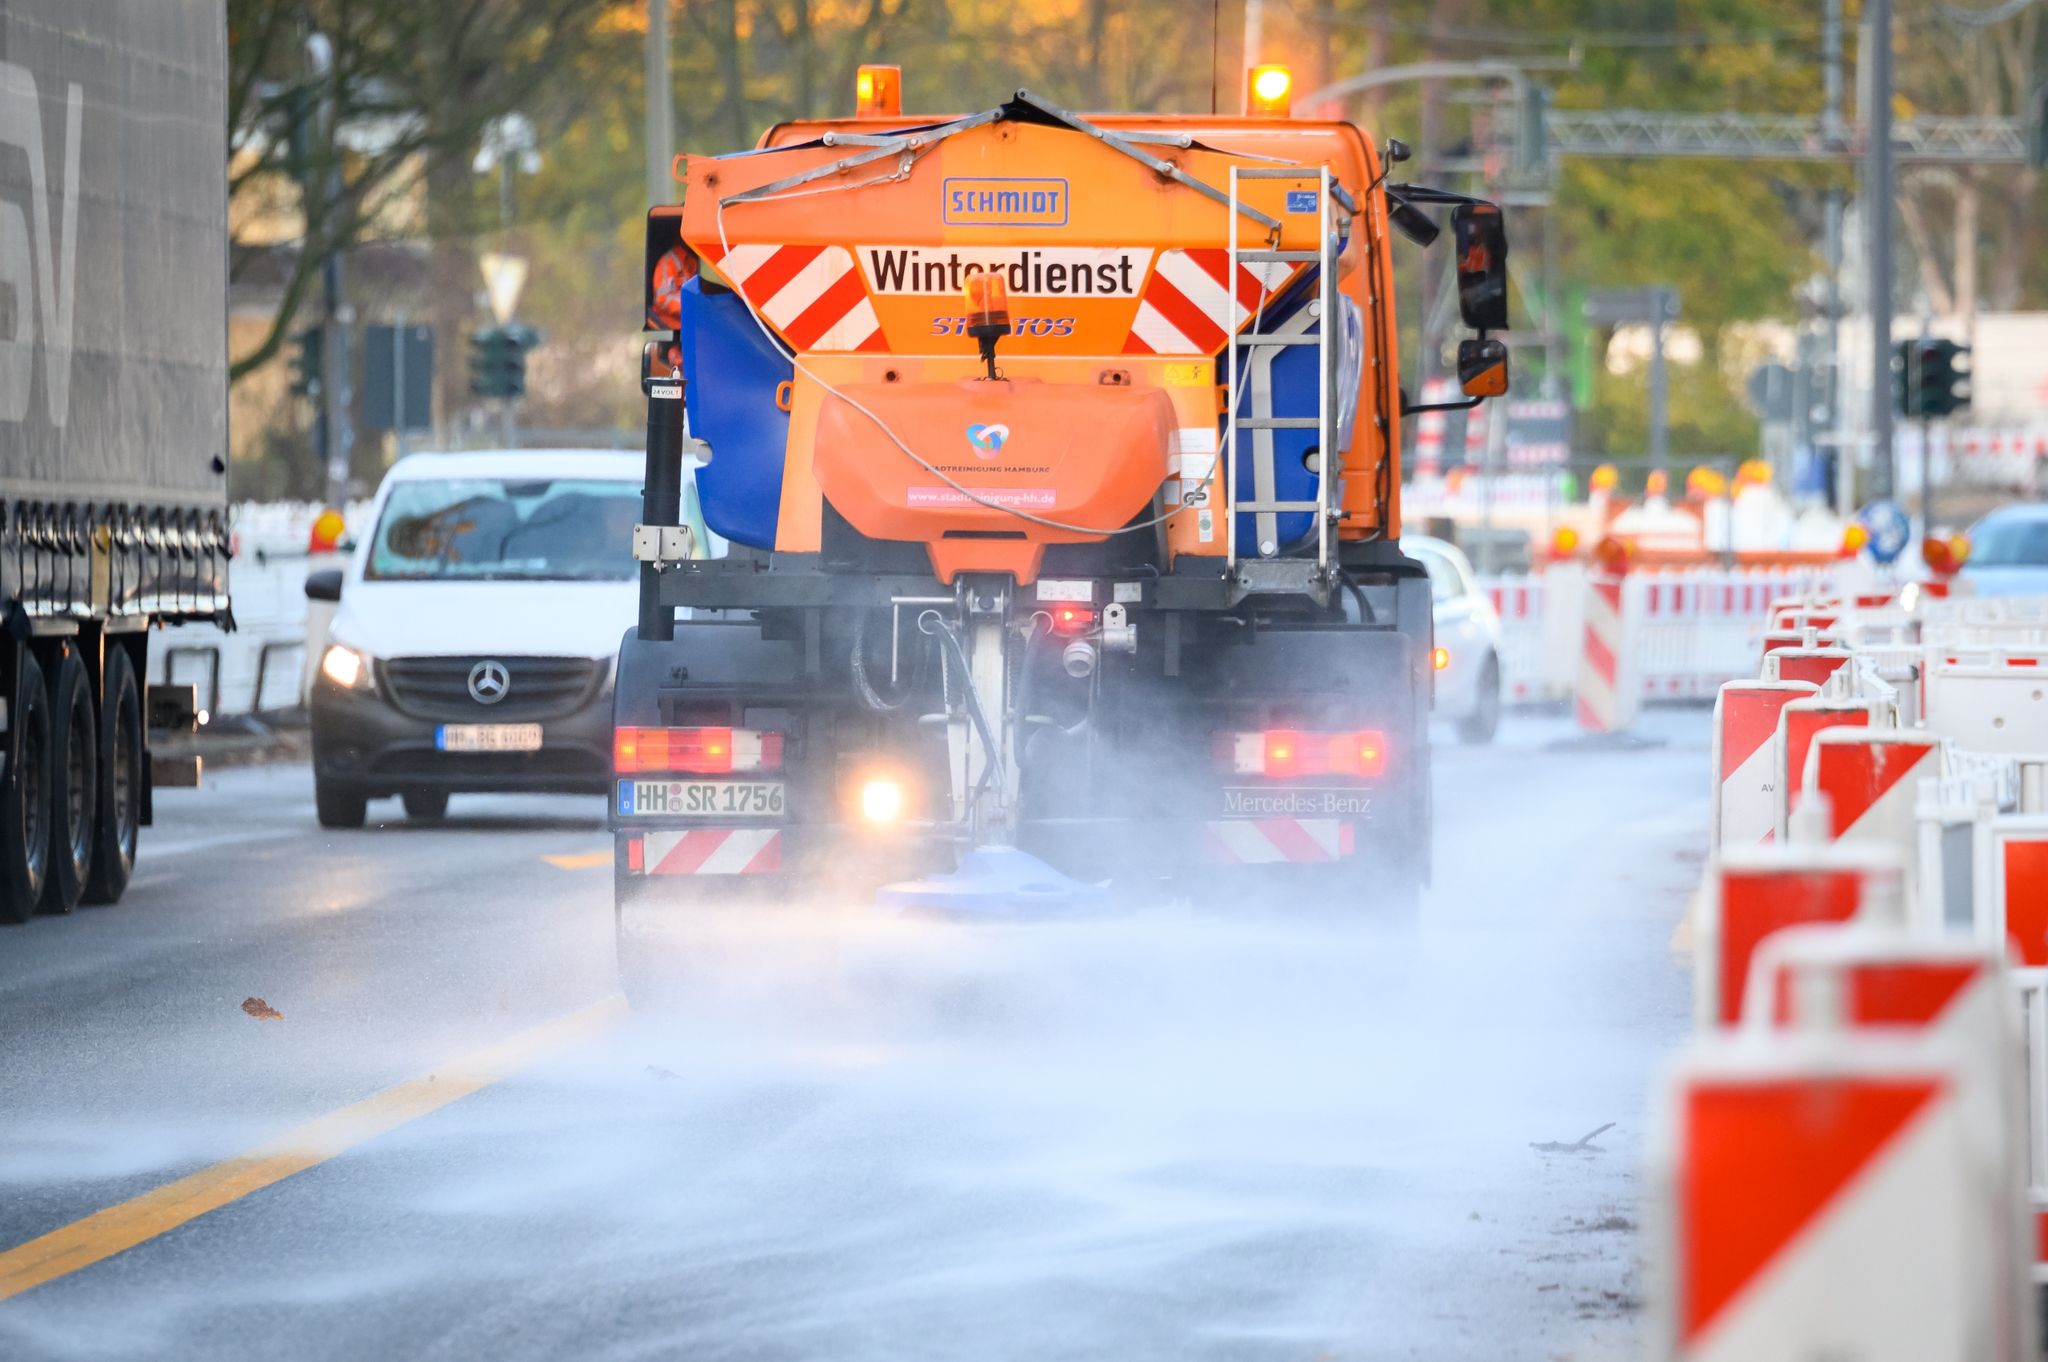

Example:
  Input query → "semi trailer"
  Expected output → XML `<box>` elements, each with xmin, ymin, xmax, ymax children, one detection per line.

<box><xmin>0</xmin><ymin>0</ymin><xmax>227</xmax><ymax>919</ymax></box>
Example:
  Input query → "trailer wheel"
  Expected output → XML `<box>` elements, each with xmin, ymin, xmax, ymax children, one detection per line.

<box><xmin>0</xmin><ymin>646</ymin><xmax>51</xmax><ymax>923</ymax></box>
<box><xmin>84</xmin><ymin>645</ymin><xmax>142</xmax><ymax>905</ymax></box>
<box><xmin>42</xmin><ymin>645</ymin><xmax>99</xmax><ymax>915</ymax></box>
<box><xmin>314</xmin><ymin>776</ymin><xmax>368</xmax><ymax>830</ymax></box>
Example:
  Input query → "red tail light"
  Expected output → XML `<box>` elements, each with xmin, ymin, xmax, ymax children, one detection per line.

<box><xmin>614</xmin><ymin>726</ymin><xmax>784</xmax><ymax>774</ymax></box>
<box><xmin>1049</xmin><ymin>605</ymin><xmax>1097</xmax><ymax>635</ymax></box>
<box><xmin>1214</xmin><ymin>729</ymin><xmax>1387</xmax><ymax>779</ymax></box>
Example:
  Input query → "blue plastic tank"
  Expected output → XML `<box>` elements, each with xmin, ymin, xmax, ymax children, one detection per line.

<box><xmin>679</xmin><ymin>278</ymin><xmax>793</xmax><ymax>550</ymax></box>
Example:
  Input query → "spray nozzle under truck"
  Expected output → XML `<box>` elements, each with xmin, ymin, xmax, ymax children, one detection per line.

<box><xmin>611</xmin><ymin>75</ymin><xmax>1511</xmax><ymax>966</ymax></box>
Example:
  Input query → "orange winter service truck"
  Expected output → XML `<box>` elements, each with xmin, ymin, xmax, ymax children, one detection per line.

<box><xmin>609</xmin><ymin>70</ymin><xmax>1512</xmax><ymax>980</ymax></box>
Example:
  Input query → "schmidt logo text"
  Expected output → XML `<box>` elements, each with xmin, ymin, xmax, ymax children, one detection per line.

<box><xmin>942</xmin><ymin>177</ymin><xmax>1069</xmax><ymax>227</ymax></box>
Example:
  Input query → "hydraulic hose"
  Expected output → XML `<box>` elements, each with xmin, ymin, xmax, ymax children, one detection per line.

<box><xmin>919</xmin><ymin>611</ymin><xmax>1006</xmax><ymax>796</ymax></box>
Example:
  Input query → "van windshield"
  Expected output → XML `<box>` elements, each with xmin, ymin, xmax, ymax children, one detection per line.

<box><xmin>366</xmin><ymin>477</ymin><xmax>642</xmax><ymax>581</ymax></box>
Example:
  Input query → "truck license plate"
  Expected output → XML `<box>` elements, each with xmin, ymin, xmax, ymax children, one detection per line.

<box><xmin>617</xmin><ymin>780</ymin><xmax>786</xmax><ymax>818</ymax></box>
<box><xmin>437</xmin><ymin>723</ymin><xmax>542</xmax><ymax>753</ymax></box>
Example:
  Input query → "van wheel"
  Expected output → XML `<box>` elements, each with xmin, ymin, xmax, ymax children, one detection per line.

<box><xmin>402</xmin><ymin>790</ymin><xmax>449</xmax><ymax>821</ymax></box>
<box><xmin>84</xmin><ymin>646</ymin><xmax>142</xmax><ymax>905</ymax></box>
<box><xmin>42</xmin><ymin>645</ymin><xmax>98</xmax><ymax>915</ymax></box>
<box><xmin>315</xmin><ymin>777</ymin><xmax>368</xmax><ymax>829</ymax></box>
<box><xmin>0</xmin><ymin>646</ymin><xmax>51</xmax><ymax>923</ymax></box>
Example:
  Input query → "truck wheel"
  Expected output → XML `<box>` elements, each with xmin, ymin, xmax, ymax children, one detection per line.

<box><xmin>41</xmin><ymin>645</ymin><xmax>98</xmax><ymax>915</ymax></box>
<box><xmin>402</xmin><ymin>790</ymin><xmax>449</xmax><ymax>822</ymax></box>
<box><xmin>1458</xmin><ymin>656</ymin><xmax>1501</xmax><ymax>746</ymax></box>
<box><xmin>84</xmin><ymin>646</ymin><xmax>142</xmax><ymax>905</ymax></box>
<box><xmin>315</xmin><ymin>777</ymin><xmax>368</xmax><ymax>830</ymax></box>
<box><xmin>0</xmin><ymin>647</ymin><xmax>51</xmax><ymax>923</ymax></box>
<box><xmin>614</xmin><ymin>928</ymin><xmax>671</xmax><ymax>1012</ymax></box>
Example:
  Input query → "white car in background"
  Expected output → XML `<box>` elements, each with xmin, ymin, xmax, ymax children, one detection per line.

<box><xmin>1405</xmin><ymin>535</ymin><xmax>1505</xmax><ymax>744</ymax></box>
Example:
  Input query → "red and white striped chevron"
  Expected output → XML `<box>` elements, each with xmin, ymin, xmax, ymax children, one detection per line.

<box><xmin>700</xmin><ymin>243</ymin><xmax>887</xmax><ymax>352</ymax></box>
<box><xmin>1574</xmin><ymin>571</ymin><xmax>1631</xmax><ymax>734</ymax></box>
<box><xmin>1987</xmin><ymin>825</ymin><xmax>2048</xmax><ymax>966</ymax></box>
<box><xmin>1711</xmin><ymin>681</ymin><xmax>1818</xmax><ymax>852</ymax></box>
<box><xmin>1202</xmin><ymin>818</ymin><xmax>1355</xmax><ymax>864</ymax></box>
<box><xmin>633</xmin><ymin>828</ymin><xmax>782</xmax><ymax>876</ymax></box>
<box><xmin>1773</xmin><ymin>698</ymin><xmax>1878</xmax><ymax>840</ymax></box>
<box><xmin>1715</xmin><ymin>930</ymin><xmax>2028</xmax><ymax>1359</ymax></box>
<box><xmin>1807</xmin><ymin>730</ymin><xmax>1939</xmax><ymax>847</ymax></box>
<box><xmin>1700</xmin><ymin>853</ymin><xmax>1873</xmax><ymax>1028</ymax></box>
<box><xmin>1123</xmin><ymin>249</ymin><xmax>1296</xmax><ymax>356</ymax></box>
<box><xmin>1657</xmin><ymin>1044</ymin><xmax>2002</xmax><ymax>1362</ymax></box>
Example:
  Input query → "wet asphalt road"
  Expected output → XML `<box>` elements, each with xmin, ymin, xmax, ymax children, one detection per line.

<box><xmin>0</xmin><ymin>710</ymin><xmax>1707</xmax><ymax>1361</ymax></box>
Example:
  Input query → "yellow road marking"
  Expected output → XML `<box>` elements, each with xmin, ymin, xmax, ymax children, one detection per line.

<box><xmin>0</xmin><ymin>996</ymin><xmax>626</xmax><ymax>1301</ymax></box>
<box><xmin>543</xmin><ymin>851</ymin><xmax>611</xmax><ymax>870</ymax></box>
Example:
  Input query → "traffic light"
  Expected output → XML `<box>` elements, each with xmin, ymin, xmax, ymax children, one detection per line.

<box><xmin>288</xmin><ymin>326</ymin><xmax>323</xmax><ymax>399</ymax></box>
<box><xmin>469</xmin><ymin>325</ymin><xmax>539</xmax><ymax>398</ymax></box>
<box><xmin>1893</xmin><ymin>338</ymin><xmax>1970</xmax><ymax>419</ymax></box>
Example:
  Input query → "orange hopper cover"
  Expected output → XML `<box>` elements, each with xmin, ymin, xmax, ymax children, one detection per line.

<box><xmin>812</xmin><ymin>377</ymin><xmax>1174</xmax><ymax>584</ymax></box>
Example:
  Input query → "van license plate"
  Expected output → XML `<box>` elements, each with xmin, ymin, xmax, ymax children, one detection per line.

<box><xmin>437</xmin><ymin>723</ymin><xmax>542</xmax><ymax>753</ymax></box>
<box><xmin>617</xmin><ymin>780</ymin><xmax>785</xmax><ymax>818</ymax></box>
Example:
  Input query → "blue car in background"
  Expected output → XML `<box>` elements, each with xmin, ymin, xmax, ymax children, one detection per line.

<box><xmin>1961</xmin><ymin>502</ymin><xmax>2048</xmax><ymax>596</ymax></box>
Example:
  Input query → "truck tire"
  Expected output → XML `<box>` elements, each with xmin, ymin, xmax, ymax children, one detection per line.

<box><xmin>41</xmin><ymin>645</ymin><xmax>98</xmax><ymax>915</ymax></box>
<box><xmin>84</xmin><ymin>645</ymin><xmax>142</xmax><ymax>905</ymax></box>
<box><xmin>0</xmin><ymin>646</ymin><xmax>51</xmax><ymax>923</ymax></box>
<box><xmin>315</xmin><ymin>776</ymin><xmax>368</xmax><ymax>830</ymax></box>
<box><xmin>401</xmin><ymin>790</ymin><xmax>449</xmax><ymax>822</ymax></box>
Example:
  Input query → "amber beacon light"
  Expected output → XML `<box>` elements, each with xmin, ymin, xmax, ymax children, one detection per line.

<box><xmin>854</xmin><ymin>64</ymin><xmax>901</xmax><ymax>116</ymax></box>
<box><xmin>964</xmin><ymin>273</ymin><xmax>1012</xmax><ymax>379</ymax></box>
<box><xmin>1247</xmin><ymin>65</ymin><xmax>1293</xmax><ymax>117</ymax></box>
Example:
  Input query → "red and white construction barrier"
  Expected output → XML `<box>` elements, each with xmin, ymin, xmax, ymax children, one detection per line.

<box><xmin>1773</xmin><ymin>698</ymin><xmax>1881</xmax><ymax>841</ymax></box>
<box><xmin>1807</xmin><ymin>729</ymin><xmax>1939</xmax><ymax>848</ymax></box>
<box><xmin>1710</xmin><ymin>681</ymin><xmax>1818</xmax><ymax>853</ymax></box>
<box><xmin>1478</xmin><ymin>564</ymin><xmax>1844</xmax><ymax>706</ymax></box>
<box><xmin>1651</xmin><ymin>1034</ymin><xmax>2019</xmax><ymax>1361</ymax></box>
<box><xmin>1485</xmin><ymin>578</ymin><xmax>1545</xmax><ymax>704</ymax></box>
<box><xmin>1763</xmin><ymin>646</ymin><xmax>1853</xmax><ymax>690</ymax></box>
<box><xmin>1696</xmin><ymin>840</ymin><xmax>1902</xmax><ymax>1028</ymax></box>
<box><xmin>1574</xmin><ymin>569</ymin><xmax>1635</xmax><ymax>734</ymax></box>
<box><xmin>1667</xmin><ymin>582</ymin><xmax>2048</xmax><ymax>1356</ymax></box>
<box><xmin>1977</xmin><ymin>815</ymin><xmax>2048</xmax><ymax>968</ymax></box>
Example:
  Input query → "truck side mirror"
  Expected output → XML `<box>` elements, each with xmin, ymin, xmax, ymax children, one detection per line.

<box><xmin>1457</xmin><ymin>338</ymin><xmax>1509</xmax><ymax>399</ymax></box>
<box><xmin>1451</xmin><ymin>203</ymin><xmax>1509</xmax><ymax>332</ymax></box>
<box><xmin>304</xmin><ymin>568</ymin><xmax>344</xmax><ymax>602</ymax></box>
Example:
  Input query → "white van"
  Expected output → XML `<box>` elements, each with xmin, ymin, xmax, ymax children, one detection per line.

<box><xmin>303</xmin><ymin>449</ymin><xmax>705</xmax><ymax>828</ymax></box>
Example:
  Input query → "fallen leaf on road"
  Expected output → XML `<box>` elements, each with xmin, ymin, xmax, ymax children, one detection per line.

<box><xmin>240</xmin><ymin>996</ymin><xmax>283</xmax><ymax>1021</ymax></box>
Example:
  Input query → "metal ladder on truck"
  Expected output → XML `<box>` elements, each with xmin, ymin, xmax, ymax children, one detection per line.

<box><xmin>1224</xmin><ymin>164</ymin><xmax>1349</xmax><ymax>601</ymax></box>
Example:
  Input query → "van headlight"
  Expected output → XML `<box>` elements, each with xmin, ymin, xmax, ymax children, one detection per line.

<box><xmin>320</xmin><ymin>643</ymin><xmax>373</xmax><ymax>690</ymax></box>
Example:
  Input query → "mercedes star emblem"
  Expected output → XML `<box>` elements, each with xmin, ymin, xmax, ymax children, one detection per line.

<box><xmin>467</xmin><ymin>659</ymin><xmax>511</xmax><ymax>705</ymax></box>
